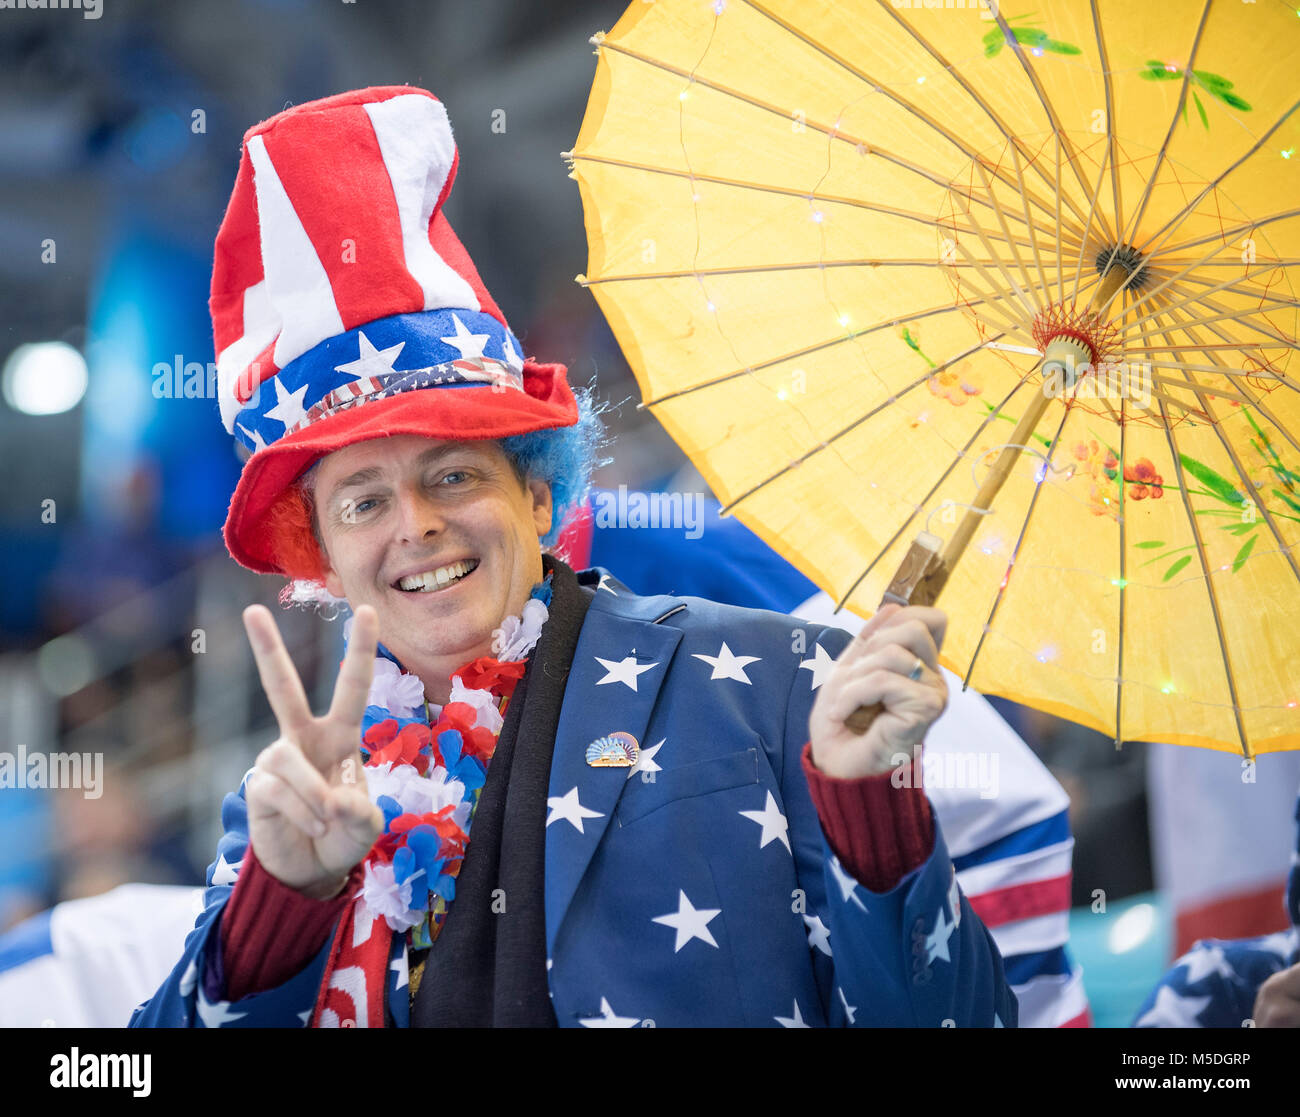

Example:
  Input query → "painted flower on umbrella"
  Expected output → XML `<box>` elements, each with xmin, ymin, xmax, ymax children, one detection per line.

<box><xmin>927</xmin><ymin>367</ymin><xmax>982</xmax><ymax>406</ymax></box>
<box><xmin>1121</xmin><ymin>457</ymin><xmax>1164</xmax><ymax>500</ymax></box>
<box><xmin>1073</xmin><ymin>439</ymin><xmax>1121</xmax><ymax>520</ymax></box>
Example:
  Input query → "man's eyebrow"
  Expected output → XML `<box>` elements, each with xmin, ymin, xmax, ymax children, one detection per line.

<box><xmin>327</xmin><ymin>444</ymin><xmax>489</xmax><ymax>501</ymax></box>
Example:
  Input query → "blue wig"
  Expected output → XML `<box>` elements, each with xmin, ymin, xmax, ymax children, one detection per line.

<box><xmin>499</xmin><ymin>382</ymin><xmax>611</xmax><ymax>549</ymax></box>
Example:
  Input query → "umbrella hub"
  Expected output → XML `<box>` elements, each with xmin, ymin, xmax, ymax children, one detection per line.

<box><xmin>1095</xmin><ymin>243</ymin><xmax>1150</xmax><ymax>291</ymax></box>
<box><xmin>1031</xmin><ymin>257</ymin><xmax>1137</xmax><ymax>386</ymax></box>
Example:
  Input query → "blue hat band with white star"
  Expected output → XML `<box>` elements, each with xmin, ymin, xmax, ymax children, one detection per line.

<box><xmin>233</xmin><ymin>307</ymin><xmax>527</xmax><ymax>453</ymax></box>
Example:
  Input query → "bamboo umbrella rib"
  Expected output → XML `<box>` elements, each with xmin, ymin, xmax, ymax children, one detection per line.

<box><xmin>1070</xmin><ymin>139</ymin><xmax>1115</xmax><ymax>305</ymax></box>
<box><xmin>636</xmin><ymin>302</ymin><xmax>1004</xmax><ymax>407</ymax></box>
<box><xmin>1158</xmin><ymin>210</ymin><xmax>1300</xmax><ymax>262</ymax></box>
<box><xmin>974</xmin><ymin>158</ymin><xmax>1043</xmax><ymax>317</ymax></box>
<box><xmin>579</xmin><ymin>258</ymin><xmax>1054</xmax><ymax>285</ymax></box>
<box><xmin>1156</xmin><ymin>396</ymin><xmax>1253</xmax><ymax>757</ymax></box>
<box><xmin>1147</xmin><ymin>374</ymin><xmax>1254</xmax><ymax>404</ymax></box>
<box><xmin>988</xmin><ymin>7</ymin><xmax>1107</xmax><ymax>238</ymax></box>
<box><xmin>1144</xmin><ymin>302</ymin><xmax>1300</xmax><ymax>589</ymax></box>
<box><xmin>1149</xmin><ymin>259</ymin><xmax>1300</xmax><ymax>272</ymax></box>
<box><xmin>1088</xmin><ymin>0</ymin><xmax>1123</xmax><ymax>254</ymax></box>
<box><xmin>1141</xmin><ymin>359</ymin><xmax>1294</xmax><ymax>381</ymax></box>
<box><xmin>1135</xmin><ymin>98</ymin><xmax>1300</xmax><ymax>257</ymax></box>
<box><xmin>1118</xmin><ymin>265</ymin><xmax>1294</xmax><ymax>335</ymax></box>
<box><xmin>1056</xmin><ymin>131</ymin><xmax>1066</xmax><ymax>306</ymax></box>
<box><xmin>948</xmin><ymin>185</ymin><xmax>1040</xmax><ymax>326</ymax></box>
<box><xmin>1116</xmin><ymin>394</ymin><xmax>1128</xmax><ymax>748</ymax></box>
<box><xmin>1136</xmin><ymin>305</ymin><xmax>1300</xmax><ymax>462</ymax></box>
<box><xmin>832</xmin><ymin>369</ymin><xmax>1045</xmax><ymax>611</ymax></box>
<box><xmin>1130</xmin><ymin>343</ymin><xmax>1295</xmax><ymax>353</ymax></box>
<box><xmin>871</xmin><ymin>0</ymin><xmax>1098</xmax><ymax>235</ymax></box>
<box><xmin>961</xmin><ymin>401</ymin><xmax>1077</xmax><ymax>693</ymax></box>
<box><xmin>736</xmin><ymin>0</ymin><xmax>1091</xmax><ymax>240</ymax></box>
<box><xmin>594</xmin><ymin>36</ymin><xmax>1084</xmax><ymax>239</ymax></box>
<box><xmin>1103</xmin><ymin>235</ymin><xmax>1248</xmax><ymax>325</ymax></box>
<box><xmin>567</xmin><ymin>152</ymin><xmax>1083</xmax><ymax>254</ymax></box>
<box><xmin>1117</xmin><ymin>0</ymin><xmax>1214</xmax><ymax>251</ymax></box>
<box><xmin>943</xmin><ymin>256</ymin><xmax>1041</xmax><ymax>341</ymax></box>
<box><xmin>716</xmin><ymin>335</ymin><xmax>1002</xmax><ymax>516</ymax></box>
<box><xmin>1161</xmin><ymin>279</ymin><xmax>1300</xmax><ymax>362</ymax></box>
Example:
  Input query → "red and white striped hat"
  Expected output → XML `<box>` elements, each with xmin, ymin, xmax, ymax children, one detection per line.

<box><xmin>211</xmin><ymin>85</ymin><xmax>577</xmax><ymax>574</ymax></box>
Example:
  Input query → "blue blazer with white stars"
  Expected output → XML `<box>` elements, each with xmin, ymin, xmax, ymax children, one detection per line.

<box><xmin>131</xmin><ymin>565</ymin><xmax>1017</xmax><ymax>1028</ymax></box>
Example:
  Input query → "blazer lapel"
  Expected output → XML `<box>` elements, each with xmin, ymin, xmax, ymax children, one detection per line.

<box><xmin>544</xmin><ymin>569</ymin><xmax>685</xmax><ymax>958</ymax></box>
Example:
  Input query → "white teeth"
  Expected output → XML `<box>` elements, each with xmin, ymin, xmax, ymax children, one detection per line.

<box><xmin>397</xmin><ymin>559</ymin><xmax>478</xmax><ymax>592</ymax></box>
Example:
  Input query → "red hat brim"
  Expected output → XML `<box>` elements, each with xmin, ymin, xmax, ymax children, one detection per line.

<box><xmin>223</xmin><ymin>358</ymin><xmax>578</xmax><ymax>575</ymax></box>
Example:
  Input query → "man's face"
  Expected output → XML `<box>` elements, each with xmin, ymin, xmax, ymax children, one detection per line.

<box><xmin>315</xmin><ymin>435</ymin><xmax>552</xmax><ymax>677</ymax></box>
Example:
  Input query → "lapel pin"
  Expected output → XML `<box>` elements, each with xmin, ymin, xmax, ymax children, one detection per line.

<box><xmin>586</xmin><ymin>731</ymin><xmax>640</xmax><ymax>768</ymax></box>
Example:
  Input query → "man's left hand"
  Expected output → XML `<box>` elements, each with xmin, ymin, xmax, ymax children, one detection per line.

<box><xmin>808</xmin><ymin>603</ymin><xmax>949</xmax><ymax>779</ymax></box>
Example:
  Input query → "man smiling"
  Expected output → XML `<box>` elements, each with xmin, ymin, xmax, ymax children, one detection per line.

<box><xmin>131</xmin><ymin>86</ymin><xmax>1016</xmax><ymax>1028</ymax></box>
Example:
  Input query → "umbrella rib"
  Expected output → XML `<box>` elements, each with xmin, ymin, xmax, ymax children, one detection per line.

<box><xmin>961</xmin><ymin>400</ymin><xmax>1077</xmax><ymax>693</ymax></box>
<box><xmin>1055</xmin><ymin>131</ymin><xmax>1065</xmax><ymax>306</ymax></box>
<box><xmin>567</xmin><ymin>153</ymin><xmax>1082</xmax><ymax>253</ymax></box>
<box><xmin>1117</xmin><ymin>0</ymin><xmax>1214</xmax><ymax>250</ymax></box>
<box><xmin>594</xmin><ymin>35</ymin><xmax>1083</xmax><ymax>242</ymax></box>
<box><xmin>872</xmin><ymin>0</ymin><xmax>1096</xmax><ymax>234</ymax></box>
<box><xmin>943</xmin><ymin>249</ymin><xmax>1041</xmax><ymax>341</ymax></box>
<box><xmin>1117</xmin><ymin>263</ymin><xmax>1292</xmax><ymax>335</ymax></box>
<box><xmin>635</xmin><ymin>303</ymin><xmax>1005</xmax><ymax>407</ymax></box>
<box><xmin>1069</xmin><ymin>136</ymin><xmax>1115</xmax><ymax>305</ymax></box>
<box><xmin>739</xmin><ymin>0</ymin><xmax>1090</xmax><ymax>239</ymax></box>
<box><xmin>984</xmin><ymin>153</ymin><xmax>1048</xmax><ymax>315</ymax></box>
<box><xmin>948</xmin><ymin>182</ymin><xmax>1040</xmax><ymax>325</ymax></box>
<box><xmin>988</xmin><ymin>6</ymin><xmax>1108</xmax><ymax>241</ymax></box>
<box><xmin>716</xmin><ymin>335</ymin><xmax>1002</xmax><ymax>517</ymax></box>
<box><xmin>1155</xmin><ymin>208</ymin><xmax>1300</xmax><ymax>262</ymax></box>
<box><xmin>1155</xmin><ymin>396</ymin><xmax>1253</xmax><ymax>758</ymax></box>
<box><xmin>1134</xmin><ymin>98</ymin><xmax>1300</xmax><ymax>257</ymax></box>
<box><xmin>1147</xmin><ymin>374</ymin><xmax>1253</xmax><ymax>405</ymax></box>
<box><xmin>1140</xmin><ymin>359</ymin><xmax>1294</xmax><ymax>384</ymax></box>
<box><xmin>1115</xmin><ymin>393</ymin><xmax>1128</xmax><ymax>748</ymax></box>
<box><xmin>579</xmin><ymin>258</ymin><xmax>1044</xmax><ymax>284</ymax></box>
<box><xmin>1134</xmin><ymin>310</ymin><xmax>1300</xmax><ymax>460</ymax></box>
<box><xmin>1144</xmin><ymin>301</ymin><xmax>1300</xmax><ymax>588</ymax></box>
<box><xmin>1160</xmin><ymin>279</ymin><xmax>1300</xmax><ymax>359</ymax></box>
<box><xmin>1102</xmin><ymin>235</ymin><xmax>1246</xmax><ymax>325</ymax></box>
<box><xmin>1088</xmin><ymin>0</ymin><xmax>1123</xmax><ymax>252</ymax></box>
<box><xmin>831</xmin><ymin>368</ymin><xmax>1044</xmax><ymax>612</ymax></box>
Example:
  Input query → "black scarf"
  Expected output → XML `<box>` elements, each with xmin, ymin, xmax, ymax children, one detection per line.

<box><xmin>410</xmin><ymin>553</ymin><xmax>591</xmax><ymax>1027</ymax></box>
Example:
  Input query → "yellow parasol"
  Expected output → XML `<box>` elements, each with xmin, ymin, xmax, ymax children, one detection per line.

<box><xmin>566</xmin><ymin>0</ymin><xmax>1300</xmax><ymax>755</ymax></box>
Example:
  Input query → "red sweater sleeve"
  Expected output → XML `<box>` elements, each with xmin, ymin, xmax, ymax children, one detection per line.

<box><xmin>219</xmin><ymin>845</ymin><xmax>360</xmax><ymax>1001</ymax></box>
<box><xmin>800</xmin><ymin>741</ymin><xmax>935</xmax><ymax>893</ymax></box>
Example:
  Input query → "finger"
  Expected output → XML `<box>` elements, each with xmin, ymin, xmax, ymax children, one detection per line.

<box><xmin>846</xmin><ymin>603</ymin><xmax>904</xmax><ymax>658</ymax></box>
<box><xmin>246</xmin><ymin>769</ymin><xmax>328</xmax><ymax>839</ymax></box>
<box><xmin>257</xmin><ymin>739</ymin><xmax>333</xmax><ymax>821</ymax></box>
<box><xmin>855</xmin><ymin>617</ymin><xmax>941</xmax><ymax>673</ymax></box>
<box><xmin>243</xmin><ymin>605</ymin><xmax>314</xmax><ymax>739</ymax></box>
<box><xmin>327</xmin><ymin>785</ymin><xmax>383</xmax><ymax>843</ymax></box>
<box><xmin>328</xmin><ymin>605</ymin><xmax>380</xmax><ymax>727</ymax></box>
<box><xmin>828</xmin><ymin>669</ymin><xmax>945</xmax><ymax>727</ymax></box>
<box><xmin>833</xmin><ymin>644</ymin><xmax>938</xmax><ymax>688</ymax></box>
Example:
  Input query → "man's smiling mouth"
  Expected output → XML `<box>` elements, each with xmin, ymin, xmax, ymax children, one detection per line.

<box><xmin>393</xmin><ymin>558</ymin><xmax>481</xmax><ymax>593</ymax></box>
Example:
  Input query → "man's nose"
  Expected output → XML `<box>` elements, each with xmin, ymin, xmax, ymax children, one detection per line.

<box><xmin>394</xmin><ymin>484</ymin><xmax>446</xmax><ymax>542</ymax></box>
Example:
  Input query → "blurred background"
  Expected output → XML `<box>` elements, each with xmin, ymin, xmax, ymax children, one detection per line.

<box><xmin>0</xmin><ymin>0</ymin><xmax>1296</xmax><ymax>1028</ymax></box>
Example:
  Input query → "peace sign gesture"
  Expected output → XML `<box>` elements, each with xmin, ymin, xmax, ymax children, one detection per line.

<box><xmin>241</xmin><ymin>603</ymin><xmax>385</xmax><ymax>900</ymax></box>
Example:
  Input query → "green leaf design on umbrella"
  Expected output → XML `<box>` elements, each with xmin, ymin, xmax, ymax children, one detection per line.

<box><xmin>983</xmin><ymin>15</ymin><xmax>1082</xmax><ymax>59</ymax></box>
<box><xmin>1140</xmin><ymin>62</ymin><xmax>1252</xmax><ymax>128</ymax></box>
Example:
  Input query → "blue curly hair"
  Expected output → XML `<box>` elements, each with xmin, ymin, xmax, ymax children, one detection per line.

<box><xmin>499</xmin><ymin>382</ymin><xmax>610</xmax><ymax>548</ymax></box>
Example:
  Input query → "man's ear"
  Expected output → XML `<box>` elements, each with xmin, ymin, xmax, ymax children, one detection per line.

<box><xmin>321</xmin><ymin>544</ymin><xmax>345</xmax><ymax>599</ymax></box>
<box><xmin>528</xmin><ymin>478</ymin><xmax>553</xmax><ymax>538</ymax></box>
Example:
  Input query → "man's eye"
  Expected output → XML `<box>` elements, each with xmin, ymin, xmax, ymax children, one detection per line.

<box><xmin>342</xmin><ymin>498</ymin><xmax>378</xmax><ymax>519</ymax></box>
<box><xmin>440</xmin><ymin>470</ymin><xmax>470</xmax><ymax>485</ymax></box>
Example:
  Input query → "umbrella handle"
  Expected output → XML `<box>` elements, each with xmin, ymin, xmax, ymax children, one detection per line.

<box><xmin>843</xmin><ymin>532</ymin><xmax>948</xmax><ymax>736</ymax></box>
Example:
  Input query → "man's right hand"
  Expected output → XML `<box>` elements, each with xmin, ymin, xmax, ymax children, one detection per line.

<box><xmin>241</xmin><ymin>603</ymin><xmax>384</xmax><ymax>900</ymax></box>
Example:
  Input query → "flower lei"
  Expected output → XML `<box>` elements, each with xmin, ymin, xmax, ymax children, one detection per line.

<box><xmin>350</xmin><ymin>573</ymin><xmax>552</xmax><ymax>950</ymax></box>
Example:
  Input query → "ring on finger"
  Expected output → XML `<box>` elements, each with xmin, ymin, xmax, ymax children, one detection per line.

<box><xmin>907</xmin><ymin>655</ymin><xmax>925</xmax><ymax>682</ymax></box>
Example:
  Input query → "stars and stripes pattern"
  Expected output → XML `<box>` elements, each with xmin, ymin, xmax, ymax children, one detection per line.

<box><xmin>559</xmin><ymin>488</ymin><xmax>1093</xmax><ymax>1028</ymax></box>
<box><xmin>131</xmin><ymin>566</ymin><xmax>1016</xmax><ymax>1028</ymax></box>
<box><xmin>210</xmin><ymin>87</ymin><xmax>529</xmax><ymax>449</ymax></box>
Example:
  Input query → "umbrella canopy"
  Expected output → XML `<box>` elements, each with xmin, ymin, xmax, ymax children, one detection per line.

<box><xmin>567</xmin><ymin>0</ymin><xmax>1300</xmax><ymax>755</ymax></box>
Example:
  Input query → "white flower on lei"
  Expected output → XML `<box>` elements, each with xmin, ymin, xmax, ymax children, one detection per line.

<box><xmin>364</xmin><ymin>761</ymin><xmax>470</xmax><ymax>826</ymax></box>
<box><xmin>365</xmin><ymin>657</ymin><xmax>426</xmax><ymax>718</ymax></box>
<box><xmin>361</xmin><ymin>861</ymin><xmax>425</xmax><ymax>932</ymax></box>
<box><xmin>447</xmin><ymin>674</ymin><xmax>505</xmax><ymax>734</ymax></box>
<box><xmin>491</xmin><ymin>597</ymin><xmax>548</xmax><ymax>662</ymax></box>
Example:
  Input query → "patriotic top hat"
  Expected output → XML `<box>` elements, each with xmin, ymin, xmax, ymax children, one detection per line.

<box><xmin>213</xmin><ymin>86</ymin><xmax>578</xmax><ymax>575</ymax></box>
